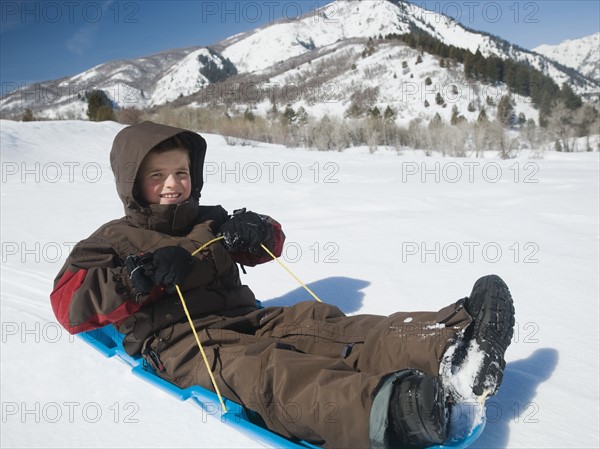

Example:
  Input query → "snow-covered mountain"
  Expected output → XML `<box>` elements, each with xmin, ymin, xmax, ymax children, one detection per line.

<box><xmin>533</xmin><ymin>32</ymin><xmax>600</xmax><ymax>83</ymax></box>
<box><xmin>1</xmin><ymin>0</ymin><xmax>597</xmax><ymax>122</ymax></box>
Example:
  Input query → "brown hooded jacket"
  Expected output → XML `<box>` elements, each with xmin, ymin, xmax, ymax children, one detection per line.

<box><xmin>50</xmin><ymin>121</ymin><xmax>284</xmax><ymax>354</ymax></box>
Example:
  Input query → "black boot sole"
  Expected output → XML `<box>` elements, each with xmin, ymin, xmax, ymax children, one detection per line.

<box><xmin>463</xmin><ymin>275</ymin><xmax>515</xmax><ymax>397</ymax></box>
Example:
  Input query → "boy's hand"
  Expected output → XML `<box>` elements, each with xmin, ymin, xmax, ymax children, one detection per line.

<box><xmin>152</xmin><ymin>246</ymin><xmax>193</xmax><ymax>292</ymax></box>
<box><xmin>220</xmin><ymin>208</ymin><xmax>271</xmax><ymax>255</ymax></box>
<box><xmin>125</xmin><ymin>246</ymin><xmax>192</xmax><ymax>294</ymax></box>
<box><xmin>125</xmin><ymin>253</ymin><xmax>155</xmax><ymax>294</ymax></box>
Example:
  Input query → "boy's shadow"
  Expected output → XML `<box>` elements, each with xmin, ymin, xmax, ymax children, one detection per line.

<box><xmin>259</xmin><ymin>276</ymin><xmax>369</xmax><ymax>313</ymax></box>
<box><xmin>472</xmin><ymin>347</ymin><xmax>559</xmax><ymax>448</ymax></box>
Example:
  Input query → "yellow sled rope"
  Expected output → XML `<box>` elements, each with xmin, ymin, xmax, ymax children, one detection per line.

<box><xmin>176</xmin><ymin>236</ymin><xmax>324</xmax><ymax>413</ymax></box>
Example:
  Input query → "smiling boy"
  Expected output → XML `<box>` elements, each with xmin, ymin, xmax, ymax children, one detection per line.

<box><xmin>51</xmin><ymin>121</ymin><xmax>515</xmax><ymax>449</ymax></box>
<box><xmin>138</xmin><ymin>147</ymin><xmax>192</xmax><ymax>205</ymax></box>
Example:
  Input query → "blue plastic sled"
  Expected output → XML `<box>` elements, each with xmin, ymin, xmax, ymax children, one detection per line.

<box><xmin>79</xmin><ymin>323</ymin><xmax>485</xmax><ymax>449</ymax></box>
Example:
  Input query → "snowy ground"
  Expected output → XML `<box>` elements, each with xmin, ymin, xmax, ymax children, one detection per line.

<box><xmin>1</xmin><ymin>120</ymin><xmax>598</xmax><ymax>448</ymax></box>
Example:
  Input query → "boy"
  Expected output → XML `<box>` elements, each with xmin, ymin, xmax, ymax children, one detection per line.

<box><xmin>51</xmin><ymin>121</ymin><xmax>515</xmax><ymax>448</ymax></box>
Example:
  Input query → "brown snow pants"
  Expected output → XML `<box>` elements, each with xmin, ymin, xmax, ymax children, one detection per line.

<box><xmin>147</xmin><ymin>300</ymin><xmax>472</xmax><ymax>449</ymax></box>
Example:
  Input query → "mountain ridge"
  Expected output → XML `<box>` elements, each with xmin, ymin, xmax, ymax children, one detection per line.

<box><xmin>533</xmin><ymin>32</ymin><xmax>600</xmax><ymax>82</ymax></box>
<box><xmin>1</xmin><ymin>0</ymin><xmax>598</xmax><ymax>123</ymax></box>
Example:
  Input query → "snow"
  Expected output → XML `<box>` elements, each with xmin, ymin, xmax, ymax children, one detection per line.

<box><xmin>533</xmin><ymin>32</ymin><xmax>600</xmax><ymax>82</ymax></box>
<box><xmin>440</xmin><ymin>341</ymin><xmax>486</xmax><ymax>439</ymax></box>
<box><xmin>150</xmin><ymin>49</ymin><xmax>213</xmax><ymax>106</ymax></box>
<box><xmin>222</xmin><ymin>0</ymin><xmax>408</xmax><ymax>73</ymax></box>
<box><xmin>1</xmin><ymin>120</ymin><xmax>599</xmax><ymax>448</ymax></box>
<box><xmin>264</xmin><ymin>39</ymin><xmax>541</xmax><ymax>126</ymax></box>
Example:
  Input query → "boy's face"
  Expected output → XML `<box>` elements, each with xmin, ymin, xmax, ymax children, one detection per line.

<box><xmin>137</xmin><ymin>148</ymin><xmax>192</xmax><ymax>205</ymax></box>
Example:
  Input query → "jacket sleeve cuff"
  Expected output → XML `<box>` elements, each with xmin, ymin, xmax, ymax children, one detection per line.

<box><xmin>230</xmin><ymin>217</ymin><xmax>285</xmax><ymax>267</ymax></box>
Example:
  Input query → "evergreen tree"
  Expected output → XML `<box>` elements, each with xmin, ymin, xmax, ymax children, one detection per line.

<box><xmin>554</xmin><ymin>140</ymin><xmax>563</xmax><ymax>152</ymax></box>
<box><xmin>21</xmin><ymin>109</ymin><xmax>34</xmax><ymax>122</ymax></box>
<box><xmin>86</xmin><ymin>90</ymin><xmax>115</xmax><ymax>122</ymax></box>
<box><xmin>559</xmin><ymin>83</ymin><xmax>583</xmax><ymax>110</ymax></box>
<box><xmin>477</xmin><ymin>108</ymin><xmax>489</xmax><ymax>125</ymax></box>
<box><xmin>283</xmin><ymin>105</ymin><xmax>296</xmax><ymax>124</ymax></box>
<box><xmin>198</xmin><ymin>51</ymin><xmax>237</xmax><ymax>83</ymax></box>
<box><xmin>474</xmin><ymin>50</ymin><xmax>486</xmax><ymax>79</ymax></box>
<box><xmin>435</xmin><ymin>92</ymin><xmax>445</xmax><ymax>106</ymax></box>
<box><xmin>497</xmin><ymin>95</ymin><xmax>515</xmax><ymax>127</ymax></box>
<box><xmin>428</xmin><ymin>112</ymin><xmax>443</xmax><ymax>130</ymax></box>
<box><xmin>450</xmin><ymin>105</ymin><xmax>464</xmax><ymax>125</ymax></box>
<box><xmin>368</xmin><ymin>107</ymin><xmax>381</xmax><ymax>120</ymax></box>
<box><xmin>502</xmin><ymin>62</ymin><xmax>517</xmax><ymax>91</ymax></box>
<box><xmin>485</xmin><ymin>57</ymin><xmax>502</xmax><ymax>82</ymax></box>
<box><xmin>345</xmin><ymin>102</ymin><xmax>363</xmax><ymax>118</ymax></box>
<box><xmin>463</xmin><ymin>52</ymin><xmax>473</xmax><ymax>77</ymax></box>
<box><xmin>296</xmin><ymin>107</ymin><xmax>309</xmax><ymax>126</ymax></box>
<box><xmin>515</xmin><ymin>66</ymin><xmax>530</xmax><ymax>97</ymax></box>
<box><xmin>244</xmin><ymin>109</ymin><xmax>255</xmax><ymax>122</ymax></box>
<box><xmin>384</xmin><ymin>106</ymin><xmax>396</xmax><ymax>122</ymax></box>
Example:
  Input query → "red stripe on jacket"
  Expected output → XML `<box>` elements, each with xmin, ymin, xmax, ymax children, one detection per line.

<box><xmin>50</xmin><ymin>269</ymin><xmax>142</xmax><ymax>334</ymax></box>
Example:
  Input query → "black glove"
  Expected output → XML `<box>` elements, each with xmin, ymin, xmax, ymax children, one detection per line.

<box><xmin>125</xmin><ymin>252</ymin><xmax>155</xmax><ymax>295</ymax></box>
<box><xmin>125</xmin><ymin>246</ymin><xmax>193</xmax><ymax>294</ymax></box>
<box><xmin>152</xmin><ymin>246</ymin><xmax>193</xmax><ymax>292</ymax></box>
<box><xmin>219</xmin><ymin>208</ymin><xmax>271</xmax><ymax>255</ymax></box>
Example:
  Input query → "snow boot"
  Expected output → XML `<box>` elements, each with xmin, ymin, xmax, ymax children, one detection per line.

<box><xmin>461</xmin><ymin>274</ymin><xmax>515</xmax><ymax>398</ymax></box>
<box><xmin>389</xmin><ymin>370</ymin><xmax>448</xmax><ymax>448</ymax></box>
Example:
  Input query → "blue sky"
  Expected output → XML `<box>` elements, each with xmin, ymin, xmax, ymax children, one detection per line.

<box><xmin>1</xmin><ymin>1</ymin><xmax>599</xmax><ymax>88</ymax></box>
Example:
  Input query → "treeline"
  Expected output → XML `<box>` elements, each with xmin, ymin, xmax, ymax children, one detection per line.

<box><xmin>141</xmin><ymin>102</ymin><xmax>597</xmax><ymax>156</ymax></box>
<box><xmin>15</xmin><ymin>96</ymin><xmax>598</xmax><ymax>156</ymax></box>
<box><xmin>385</xmin><ymin>32</ymin><xmax>584</xmax><ymax>124</ymax></box>
<box><xmin>17</xmin><ymin>79</ymin><xmax>597</xmax><ymax>156</ymax></box>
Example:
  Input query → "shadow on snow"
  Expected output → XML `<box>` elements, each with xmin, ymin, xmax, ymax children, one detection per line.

<box><xmin>472</xmin><ymin>347</ymin><xmax>559</xmax><ymax>448</ymax></box>
<box><xmin>259</xmin><ymin>276</ymin><xmax>369</xmax><ymax>314</ymax></box>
